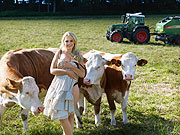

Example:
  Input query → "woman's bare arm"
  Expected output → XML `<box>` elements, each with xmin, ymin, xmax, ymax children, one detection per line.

<box><xmin>61</xmin><ymin>60</ymin><xmax>85</xmax><ymax>78</ymax></box>
<box><xmin>71</xmin><ymin>61</ymin><xmax>85</xmax><ymax>78</ymax></box>
<box><xmin>50</xmin><ymin>50</ymin><xmax>75</xmax><ymax>77</ymax></box>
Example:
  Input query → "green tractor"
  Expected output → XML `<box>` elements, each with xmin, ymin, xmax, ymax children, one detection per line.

<box><xmin>106</xmin><ymin>13</ymin><xmax>150</xmax><ymax>44</ymax></box>
<box><xmin>154</xmin><ymin>16</ymin><xmax>180</xmax><ymax>45</ymax></box>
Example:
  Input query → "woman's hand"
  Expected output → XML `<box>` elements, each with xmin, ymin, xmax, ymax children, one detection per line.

<box><xmin>67</xmin><ymin>70</ymin><xmax>76</xmax><ymax>79</ymax></box>
<box><xmin>61</xmin><ymin>61</ymin><xmax>73</xmax><ymax>69</ymax></box>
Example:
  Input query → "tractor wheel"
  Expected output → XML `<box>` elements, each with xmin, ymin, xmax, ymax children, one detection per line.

<box><xmin>110</xmin><ymin>31</ymin><xmax>123</xmax><ymax>43</ymax></box>
<box><xmin>106</xmin><ymin>31</ymin><xmax>110</xmax><ymax>40</ymax></box>
<box><xmin>175</xmin><ymin>36</ymin><xmax>180</xmax><ymax>45</ymax></box>
<box><xmin>133</xmin><ymin>28</ymin><xmax>150</xmax><ymax>44</ymax></box>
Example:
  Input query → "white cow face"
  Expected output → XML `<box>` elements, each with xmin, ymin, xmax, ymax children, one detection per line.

<box><xmin>121</xmin><ymin>52</ymin><xmax>148</xmax><ymax>80</ymax></box>
<box><xmin>84</xmin><ymin>54</ymin><xmax>107</xmax><ymax>85</ymax></box>
<box><xmin>6</xmin><ymin>76</ymin><xmax>44</xmax><ymax>115</ymax></box>
<box><xmin>19</xmin><ymin>77</ymin><xmax>44</xmax><ymax>114</ymax></box>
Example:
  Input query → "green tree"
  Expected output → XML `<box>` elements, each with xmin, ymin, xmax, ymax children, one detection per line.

<box><xmin>0</xmin><ymin>0</ymin><xmax>2</xmax><ymax>11</ymax></box>
<box><xmin>3</xmin><ymin>0</ymin><xmax>14</xmax><ymax>10</ymax></box>
<box><xmin>38</xmin><ymin>0</ymin><xmax>43</xmax><ymax>12</ymax></box>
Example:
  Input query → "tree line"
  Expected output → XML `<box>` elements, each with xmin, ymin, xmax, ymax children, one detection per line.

<box><xmin>0</xmin><ymin>0</ymin><xmax>179</xmax><ymax>14</ymax></box>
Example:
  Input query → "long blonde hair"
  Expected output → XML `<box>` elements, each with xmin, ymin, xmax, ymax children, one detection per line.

<box><xmin>60</xmin><ymin>32</ymin><xmax>83</xmax><ymax>62</ymax></box>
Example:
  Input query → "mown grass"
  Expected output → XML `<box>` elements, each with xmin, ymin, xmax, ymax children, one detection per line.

<box><xmin>0</xmin><ymin>14</ymin><xmax>180</xmax><ymax>135</ymax></box>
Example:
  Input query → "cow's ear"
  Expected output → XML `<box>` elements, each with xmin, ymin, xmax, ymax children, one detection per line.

<box><xmin>106</xmin><ymin>59</ymin><xmax>115</xmax><ymax>65</ymax></box>
<box><xmin>0</xmin><ymin>89</ymin><xmax>16</xmax><ymax>99</ymax></box>
<box><xmin>115</xmin><ymin>60</ymin><xmax>121</xmax><ymax>67</ymax></box>
<box><xmin>6</xmin><ymin>78</ymin><xmax>22</xmax><ymax>90</ymax></box>
<box><xmin>106</xmin><ymin>59</ymin><xmax>121</xmax><ymax>66</ymax></box>
<box><xmin>106</xmin><ymin>61</ymin><xmax>111</xmax><ymax>65</ymax></box>
<box><xmin>83</xmin><ymin>57</ymin><xmax>87</xmax><ymax>64</ymax></box>
<box><xmin>111</xmin><ymin>59</ymin><xmax>122</xmax><ymax>67</ymax></box>
<box><xmin>111</xmin><ymin>59</ymin><xmax>117</xmax><ymax>64</ymax></box>
<box><xmin>102</xmin><ymin>58</ymin><xmax>108</xmax><ymax>65</ymax></box>
<box><xmin>137</xmin><ymin>59</ymin><xmax>148</xmax><ymax>66</ymax></box>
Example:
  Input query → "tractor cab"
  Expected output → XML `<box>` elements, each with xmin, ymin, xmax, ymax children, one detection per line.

<box><xmin>121</xmin><ymin>13</ymin><xmax>145</xmax><ymax>25</ymax></box>
<box><xmin>124</xmin><ymin>13</ymin><xmax>145</xmax><ymax>31</ymax></box>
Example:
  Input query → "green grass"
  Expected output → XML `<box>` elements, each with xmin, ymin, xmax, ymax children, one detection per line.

<box><xmin>0</xmin><ymin>15</ymin><xmax>180</xmax><ymax>135</ymax></box>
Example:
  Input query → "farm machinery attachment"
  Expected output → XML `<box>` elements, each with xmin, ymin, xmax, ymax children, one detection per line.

<box><xmin>151</xmin><ymin>16</ymin><xmax>180</xmax><ymax>45</ymax></box>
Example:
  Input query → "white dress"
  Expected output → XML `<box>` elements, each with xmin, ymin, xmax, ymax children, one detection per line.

<box><xmin>43</xmin><ymin>59</ymin><xmax>78</xmax><ymax>120</ymax></box>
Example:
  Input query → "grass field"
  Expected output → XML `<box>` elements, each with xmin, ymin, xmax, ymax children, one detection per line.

<box><xmin>0</xmin><ymin>14</ymin><xmax>180</xmax><ymax>135</ymax></box>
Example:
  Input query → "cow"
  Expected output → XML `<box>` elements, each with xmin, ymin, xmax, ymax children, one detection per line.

<box><xmin>76</xmin><ymin>50</ymin><xmax>148</xmax><ymax>127</ymax></box>
<box><xmin>75</xmin><ymin>50</ymin><xmax>122</xmax><ymax>128</ymax></box>
<box><xmin>0</xmin><ymin>48</ymin><xmax>56</xmax><ymax>132</ymax></box>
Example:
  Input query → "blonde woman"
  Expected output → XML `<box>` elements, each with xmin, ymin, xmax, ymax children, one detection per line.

<box><xmin>44</xmin><ymin>32</ymin><xmax>85</xmax><ymax>135</ymax></box>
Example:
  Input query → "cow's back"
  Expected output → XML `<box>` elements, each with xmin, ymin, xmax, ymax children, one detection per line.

<box><xmin>0</xmin><ymin>48</ymin><xmax>55</xmax><ymax>90</ymax></box>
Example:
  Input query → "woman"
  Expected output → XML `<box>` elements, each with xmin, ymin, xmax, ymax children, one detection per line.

<box><xmin>44</xmin><ymin>32</ymin><xmax>85</xmax><ymax>135</ymax></box>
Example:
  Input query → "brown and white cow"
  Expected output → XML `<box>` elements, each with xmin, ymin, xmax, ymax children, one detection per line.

<box><xmin>0</xmin><ymin>48</ymin><xmax>56</xmax><ymax>132</ymax></box>
<box><xmin>75</xmin><ymin>50</ymin><xmax>122</xmax><ymax>128</ymax></box>
<box><xmin>77</xmin><ymin>50</ymin><xmax>147</xmax><ymax>127</ymax></box>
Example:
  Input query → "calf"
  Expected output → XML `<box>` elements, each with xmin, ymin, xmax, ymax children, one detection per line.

<box><xmin>77</xmin><ymin>50</ymin><xmax>147</xmax><ymax>127</ymax></box>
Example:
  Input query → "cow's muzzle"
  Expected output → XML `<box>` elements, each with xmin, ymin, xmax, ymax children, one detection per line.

<box><xmin>83</xmin><ymin>78</ymin><xmax>91</xmax><ymax>85</ymax></box>
<box><xmin>125</xmin><ymin>74</ymin><xmax>133</xmax><ymax>80</ymax></box>
<box><xmin>34</xmin><ymin>106</ymin><xmax>44</xmax><ymax>115</ymax></box>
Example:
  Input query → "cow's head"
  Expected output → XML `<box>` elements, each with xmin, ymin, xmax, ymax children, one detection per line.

<box><xmin>2</xmin><ymin>76</ymin><xmax>44</xmax><ymax>115</ymax></box>
<box><xmin>119</xmin><ymin>52</ymin><xmax>148</xmax><ymax>80</ymax></box>
<box><xmin>83</xmin><ymin>54</ymin><xmax>107</xmax><ymax>85</ymax></box>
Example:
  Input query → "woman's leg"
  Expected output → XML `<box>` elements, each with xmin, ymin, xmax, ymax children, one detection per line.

<box><xmin>72</xmin><ymin>84</ymin><xmax>80</xmax><ymax>109</ymax></box>
<box><xmin>68</xmin><ymin>113</ymin><xmax>74</xmax><ymax>133</ymax></box>
<box><xmin>70</xmin><ymin>85</ymin><xmax>79</xmax><ymax>132</ymax></box>
<box><xmin>60</xmin><ymin>118</ymin><xmax>73</xmax><ymax>135</ymax></box>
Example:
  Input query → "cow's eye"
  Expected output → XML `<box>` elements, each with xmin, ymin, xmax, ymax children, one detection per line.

<box><xmin>121</xmin><ymin>65</ymin><xmax>125</xmax><ymax>68</ymax></box>
<box><xmin>26</xmin><ymin>92</ymin><xmax>29</xmax><ymax>94</ymax></box>
<box><xmin>95</xmin><ymin>66</ymin><xmax>100</xmax><ymax>70</ymax></box>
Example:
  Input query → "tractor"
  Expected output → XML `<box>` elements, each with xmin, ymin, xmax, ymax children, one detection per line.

<box><xmin>106</xmin><ymin>13</ymin><xmax>150</xmax><ymax>44</ymax></box>
<box><xmin>153</xmin><ymin>16</ymin><xmax>180</xmax><ymax>45</ymax></box>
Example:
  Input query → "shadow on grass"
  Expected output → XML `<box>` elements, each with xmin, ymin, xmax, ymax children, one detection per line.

<box><xmin>146</xmin><ymin>41</ymin><xmax>180</xmax><ymax>47</ymax></box>
<box><xmin>119</xmin><ymin>40</ymin><xmax>179</xmax><ymax>47</ymax></box>
<box><xmin>25</xmin><ymin>109</ymin><xmax>179</xmax><ymax>135</ymax></box>
<box><xmin>115</xmin><ymin>40</ymin><xmax>164</xmax><ymax>46</ymax></box>
<box><xmin>74</xmin><ymin>108</ymin><xmax>179</xmax><ymax>135</ymax></box>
